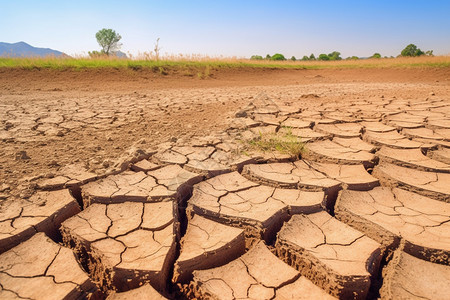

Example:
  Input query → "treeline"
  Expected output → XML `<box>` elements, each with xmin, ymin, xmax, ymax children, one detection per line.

<box><xmin>251</xmin><ymin>44</ymin><xmax>434</xmax><ymax>61</ymax></box>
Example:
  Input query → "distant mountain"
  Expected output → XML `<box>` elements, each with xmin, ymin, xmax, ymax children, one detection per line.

<box><xmin>0</xmin><ymin>41</ymin><xmax>67</xmax><ymax>57</ymax></box>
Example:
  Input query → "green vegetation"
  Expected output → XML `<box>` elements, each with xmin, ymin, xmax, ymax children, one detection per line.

<box><xmin>250</xmin><ymin>55</ymin><xmax>264</xmax><ymax>60</ymax></box>
<box><xmin>270</xmin><ymin>53</ymin><xmax>286</xmax><ymax>61</ymax></box>
<box><xmin>95</xmin><ymin>28</ymin><xmax>122</xmax><ymax>56</ymax></box>
<box><xmin>318</xmin><ymin>54</ymin><xmax>330</xmax><ymax>61</ymax></box>
<box><xmin>400</xmin><ymin>44</ymin><xmax>433</xmax><ymax>57</ymax></box>
<box><xmin>290</xmin><ymin>56</ymin><xmax>296</xmax><ymax>61</ymax></box>
<box><xmin>347</xmin><ymin>56</ymin><xmax>359</xmax><ymax>60</ymax></box>
<box><xmin>245</xmin><ymin>127</ymin><xmax>305</xmax><ymax>157</ymax></box>
<box><xmin>371</xmin><ymin>53</ymin><xmax>381</xmax><ymax>59</ymax></box>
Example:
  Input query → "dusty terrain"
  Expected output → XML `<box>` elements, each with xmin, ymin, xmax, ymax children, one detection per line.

<box><xmin>0</xmin><ymin>67</ymin><xmax>449</xmax><ymax>299</ymax></box>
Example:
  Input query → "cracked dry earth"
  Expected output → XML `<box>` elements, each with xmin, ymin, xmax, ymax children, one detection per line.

<box><xmin>1</xmin><ymin>68</ymin><xmax>450</xmax><ymax>299</ymax></box>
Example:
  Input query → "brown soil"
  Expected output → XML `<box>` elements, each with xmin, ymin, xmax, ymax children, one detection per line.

<box><xmin>1</xmin><ymin>66</ymin><xmax>449</xmax><ymax>299</ymax></box>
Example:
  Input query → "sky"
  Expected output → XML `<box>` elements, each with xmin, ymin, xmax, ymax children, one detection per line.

<box><xmin>1</xmin><ymin>0</ymin><xmax>449</xmax><ymax>58</ymax></box>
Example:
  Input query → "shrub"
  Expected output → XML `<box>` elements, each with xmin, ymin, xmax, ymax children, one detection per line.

<box><xmin>301</xmin><ymin>55</ymin><xmax>310</xmax><ymax>61</ymax></box>
<box><xmin>290</xmin><ymin>56</ymin><xmax>296</xmax><ymax>61</ymax></box>
<box><xmin>318</xmin><ymin>54</ymin><xmax>330</xmax><ymax>61</ymax></box>
<box><xmin>250</xmin><ymin>55</ymin><xmax>264</xmax><ymax>60</ymax></box>
<box><xmin>370</xmin><ymin>53</ymin><xmax>381</xmax><ymax>59</ymax></box>
<box><xmin>270</xmin><ymin>53</ymin><xmax>286</xmax><ymax>61</ymax></box>
<box><xmin>309</xmin><ymin>53</ymin><xmax>316</xmax><ymax>60</ymax></box>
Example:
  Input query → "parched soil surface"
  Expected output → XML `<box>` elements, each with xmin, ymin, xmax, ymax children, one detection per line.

<box><xmin>0</xmin><ymin>67</ymin><xmax>449</xmax><ymax>299</ymax></box>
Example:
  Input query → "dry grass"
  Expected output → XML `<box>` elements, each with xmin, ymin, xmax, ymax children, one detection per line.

<box><xmin>0</xmin><ymin>54</ymin><xmax>449</xmax><ymax>70</ymax></box>
<box><xmin>243</xmin><ymin>127</ymin><xmax>306</xmax><ymax>157</ymax></box>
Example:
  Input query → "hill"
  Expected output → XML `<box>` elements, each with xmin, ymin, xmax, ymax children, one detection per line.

<box><xmin>0</xmin><ymin>41</ymin><xmax>66</xmax><ymax>57</ymax></box>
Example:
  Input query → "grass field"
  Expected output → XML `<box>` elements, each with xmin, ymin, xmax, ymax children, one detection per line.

<box><xmin>0</xmin><ymin>55</ymin><xmax>449</xmax><ymax>70</ymax></box>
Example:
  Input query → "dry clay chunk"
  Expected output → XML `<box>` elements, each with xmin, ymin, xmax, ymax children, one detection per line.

<box><xmin>373</xmin><ymin>162</ymin><xmax>450</xmax><ymax>203</ymax></box>
<box><xmin>336</xmin><ymin>188</ymin><xmax>450</xmax><ymax>265</ymax></box>
<box><xmin>191</xmin><ymin>241</ymin><xmax>335</xmax><ymax>300</ymax></box>
<box><xmin>380</xmin><ymin>250</ymin><xmax>450</xmax><ymax>300</ymax></box>
<box><xmin>61</xmin><ymin>201</ymin><xmax>176</xmax><ymax>292</ymax></box>
<box><xmin>303</xmin><ymin>140</ymin><xmax>376</xmax><ymax>168</ymax></box>
<box><xmin>376</xmin><ymin>147</ymin><xmax>450</xmax><ymax>173</ymax></box>
<box><xmin>276</xmin><ymin>212</ymin><xmax>382</xmax><ymax>299</ymax></box>
<box><xmin>188</xmin><ymin>172</ymin><xmax>325</xmax><ymax>242</ymax></box>
<box><xmin>37</xmin><ymin>163</ymin><xmax>98</xmax><ymax>190</ymax></box>
<box><xmin>173</xmin><ymin>215</ymin><xmax>245</xmax><ymax>283</ymax></box>
<box><xmin>314</xmin><ymin>122</ymin><xmax>363</xmax><ymax>138</ymax></box>
<box><xmin>0</xmin><ymin>233</ymin><xmax>97</xmax><ymax>300</ymax></box>
<box><xmin>82</xmin><ymin>165</ymin><xmax>202</xmax><ymax>206</ymax></box>
<box><xmin>0</xmin><ymin>189</ymin><xmax>80</xmax><ymax>253</ymax></box>
<box><xmin>106</xmin><ymin>284</ymin><xmax>167</xmax><ymax>300</ymax></box>
<box><xmin>363</xmin><ymin>130</ymin><xmax>432</xmax><ymax>149</ymax></box>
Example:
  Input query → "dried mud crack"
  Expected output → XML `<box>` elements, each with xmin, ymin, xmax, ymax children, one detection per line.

<box><xmin>1</xmin><ymin>68</ymin><xmax>450</xmax><ymax>299</ymax></box>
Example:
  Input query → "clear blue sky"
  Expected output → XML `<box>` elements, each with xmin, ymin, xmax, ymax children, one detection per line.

<box><xmin>2</xmin><ymin>0</ymin><xmax>449</xmax><ymax>58</ymax></box>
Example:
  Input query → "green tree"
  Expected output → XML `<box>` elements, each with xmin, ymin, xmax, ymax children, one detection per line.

<box><xmin>401</xmin><ymin>44</ymin><xmax>425</xmax><ymax>57</ymax></box>
<box><xmin>328</xmin><ymin>51</ymin><xmax>342</xmax><ymax>60</ymax></box>
<box><xmin>347</xmin><ymin>56</ymin><xmax>359</xmax><ymax>60</ymax></box>
<box><xmin>309</xmin><ymin>53</ymin><xmax>316</xmax><ymax>60</ymax></box>
<box><xmin>250</xmin><ymin>55</ymin><xmax>263</xmax><ymax>60</ymax></box>
<box><xmin>265</xmin><ymin>54</ymin><xmax>271</xmax><ymax>60</ymax></box>
<box><xmin>301</xmin><ymin>55</ymin><xmax>310</xmax><ymax>61</ymax></box>
<box><xmin>425</xmin><ymin>50</ymin><xmax>434</xmax><ymax>56</ymax></box>
<box><xmin>270</xmin><ymin>53</ymin><xmax>286</xmax><ymax>61</ymax></box>
<box><xmin>95</xmin><ymin>28</ymin><xmax>122</xmax><ymax>56</ymax></box>
<box><xmin>318</xmin><ymin>54</ymin><xmax>330</xmax><ymax>61</ymax></box>
<box><xmin>290</xmin><ymin>56</ymin><xmax>296</xmax><ymax>61</ymax></box>
<box><xmin>370</xmin><ymin>53</ymin><xmax>381</xmax><ymax>59</ymax></box>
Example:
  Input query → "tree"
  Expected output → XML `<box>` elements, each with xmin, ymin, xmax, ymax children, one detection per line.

<box><xmin>401</xmin><ymin>44</ymin><xmax>425</xmax><ymax>57</ymax></box>
<box><xmin>270</xmin><ymin>53</ymin><xmax>286</xmax><ymax>61</ymax></box>
<box><xmin>328</xmin><ymin>51</ymin><xmax>342</xmax><ymax>60</ymax></box>
<box><xmin>301</xmin><ymin>55</ymin><xmax>310</xmax><ymax>61</ymax></box>
<box><xmin>318</xmin><ymin>54</ymin><xmax>330</xmax><ymax>61</ymax></box>
<box><xmin>347</xmin><ymin>56</ymin><xmax>359</xmax><ymax>60</ymax></box>
<box><xmin>265</xmin><ymin>54</ymin><xmax>271</xmax><ymax>60</ymax></box>
<box><xmin>291</xmin><ymin>56</ymin><xmax>296</xmax><ymax>61</ymax></box>
<box><xmin>95</xmin><ymin>28</ymin><xmax>122</xmax><ymax>56</ymax></box>
<box><xmin>309</xmin><ymin>53</ymin><xmax>316</xmax><ymax>60</ymax></box>
<box><xmin>370</xmin><ymin>53</ymin><xmax>381</xmax><ymax>59</ymax></box>
<box><xmin>250</xmin><ymin>55</ymin><xmax>263</xmax><ymax>60</ymax></box>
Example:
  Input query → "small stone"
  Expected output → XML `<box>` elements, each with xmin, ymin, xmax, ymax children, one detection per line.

<box><xmin>235</xmin><ymin>110</ymin><xmax>248</xmax><ymax>118</ymax></box>
<box><xmin>15</xmin><ymin>151</ymin><xmax>30</xmax><ymax>160</ymax></box>
<box><xmin>430</xmin><ymin>92</ymin><xmax>435</xmax><ymax>96</ymax></box>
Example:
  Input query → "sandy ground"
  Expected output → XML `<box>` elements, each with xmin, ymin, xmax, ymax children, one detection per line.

<box><xmin>1</xmin><ymin>67</ymin><xmax>449</xmax><ymax>199</ymax></box>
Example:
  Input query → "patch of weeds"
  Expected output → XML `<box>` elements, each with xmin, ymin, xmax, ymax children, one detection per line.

<box><xmin>244</xmin><ymin>127</ymin><xmax>305</xmax><ymax>157</ymax></box>
<box><xmin>158</xmin><ymin>66</ymin><xmax>168</xmax><ymax>75</ymax></box>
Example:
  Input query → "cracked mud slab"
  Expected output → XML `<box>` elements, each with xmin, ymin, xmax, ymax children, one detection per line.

<box><xmin>106</xmin><ymin>284</ymin><xmax>167</xmax><ymax>300</ymax></box>
<box><xmin>281</xmin><ymin>127</ymin><xmax>331</xmax><ymax>141</ymax></box>
<box><xmin>373</xmin><ymin>162</ymin><xmax>450</xmax><ymax>202</ymax></box>
<box><xmin>130</xmin><ymin>159</ymin><xmax>161</xmax><ymax>172</ymax></box>
<box><xmin>0</xmin><ymin>189</ymin><xmax>80</xmax><ymax>254</ymax></box>
<box><xmin>61</xmin><ymin>201</ymin><xmax>177</xmax><ymax>293</ymax></box>
<box><xmin>360</xmin><ymin>121</ymin><xmax>396</xmax><ymax>133</ymax></box>
<box><xmin>363</xmin><ymin>130</ymin><xmax>434</xmax><ymax>149</ymax></box>
<box><xmin>0</xmin><ymin>232</ymin><xmax>97</xmax><ymax>300</ymax></box>
<box><xmin>190</xmin><ymin>241</ymin><xmax>335</xmax><ymax>300</ymax></box>
<box><xmin>37</xmin><ymin>163</ymin><xmax>99</xmax><ymax>190</ymax></box>
<box><xmin>82</xmin><ymin>165</ymin><xmax>202</xmax><ymax>206</ymax></box>
<box><xmin>336</xmin><ymin>187</ymin><xmax>450</xmax><ymax>264</ymax></box>
<box><xmin>303</xmin><ymin>140</ymin><xmax>377</xmax><ymax>168</ymax></box>
<box><xmin>276</xmin><ymin>211</ymin><xmax>382</xmax><ymax>299</ymax></box>
<box><xmin>314</xmin><ymin>122</ymin><xmax>363</xmax><ymax>138</ymax></box>
<box><xmin>376</xmin><ymin>147</ymin><xmax>450</xmax><ymax>173</ymax></box>
<box><xmin>332</xmin><ymin>137</ymin><xmax>376</xmax><ymax>152</ymax></box>
<box><xmin>428</xmin><ymin>147</ymin><xmax>450</xmax><ymax>164</ymax></box>
<box><xmin>188</xmin><ymin>171</ymin><xmax>325</xmax><ymax>243</ymax></box>
<box><xmin>173</xmin><ymin>214</ymin><xmax>245</xmax><ymax>283</ymax></box>
<box><xmin>380</xmin><ymin>250</ymin><xmax>450</xmax><ymax>300</ymax></box>
<box><xmin>402</xmin><ymin>127</ymin><xmax>449</xmax><ymax>141</ymax></box>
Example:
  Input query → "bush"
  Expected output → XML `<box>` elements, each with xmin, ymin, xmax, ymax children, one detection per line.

<box><xmin>318</xmin><ymin>54</ymin><xmax>330</xmax><ymax>61</ymax></box>
<box><xmin>265</xmin><ymin>54</ymin><xmax>271</xmax><ymax>60</ymax></box>
<box><xmin>309</xmin><ymin>53</ymin><xmax>316</xmax><ymax>60</ymax></box>
<box><xmin>401</xmin><ymin>44</ymin><xmax>425</xmax><ymax>57</ymax></box>
<box><xmin>347</xmin><ymin>56</ymin><xmax>359</xmax><ymax>60</ymax></box>
<box><xmin>328</xmin><ymin>51</ymin><xmax>342</xmax><ymax>60</ymax></box>
<box><xmin>301</xmin><ymin>55</ymin><xmax>310</xmax><ymax>61</ymax></box>
<box><xmin>250</xmin><ymin>55</ymin><xmax>263</xmax><ymax>60</ymax></box>
<box><xmin>270</xmin><ymin>53</ymin><xmax>286</xmax><ymax>61</ymax></box>
<box><xmin>370</xmin><ymin>53</ymin><xmax>381</xmax><ymax>59</ymax></box>
<box><xmin>291</xmin><ymin>56</ymin><xmax>296</xmax><ymax>61</ymax></box>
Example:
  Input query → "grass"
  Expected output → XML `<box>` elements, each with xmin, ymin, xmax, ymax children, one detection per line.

<box><xmin>244</xmin><ymin>127</ymin><xmax>305</xmax><ymax>157</ymax></box>
<box><xmin>0</xmin><ymin>55</ymin><xmax>449</xmax><ymax>70</ymax></box>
